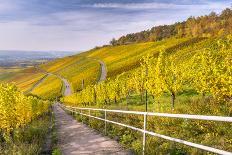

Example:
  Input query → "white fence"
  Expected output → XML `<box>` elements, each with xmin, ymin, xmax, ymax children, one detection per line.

<box><xmin>59</xmin><ymin>104</ymin><xmax>232</xmax><ymax>155</ymax></box>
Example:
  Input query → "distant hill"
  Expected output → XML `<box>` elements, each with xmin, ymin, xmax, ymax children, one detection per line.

<box><xmin>0</xmin><ymin>50</ymin><xmax>77</xmax><ymax>67</ymax></box>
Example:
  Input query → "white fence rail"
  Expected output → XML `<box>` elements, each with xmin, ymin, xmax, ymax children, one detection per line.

<box><xmin>59</xmin><ymin>104</ymin><xmax>232</xmax><ymax>155</ymax></box>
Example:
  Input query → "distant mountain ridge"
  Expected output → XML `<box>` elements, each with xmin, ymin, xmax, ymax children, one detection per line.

<box><xmin>0</xmin><ymin>50</ymin><xmax>77</xmax><ymax>60</ymax></box>
<box><xmin>0</xmin><ymin>50</ymin><xmax>77</xmax><ymax>67</ymax></box>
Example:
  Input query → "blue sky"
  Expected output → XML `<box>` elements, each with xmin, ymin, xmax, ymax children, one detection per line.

<box><xmin>0</xmin><ymin>0</ymin><xmax>230</xmax><ymax>51</ymax></box>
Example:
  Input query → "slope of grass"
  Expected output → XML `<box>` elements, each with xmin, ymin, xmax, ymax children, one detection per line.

<box><xmin>37</xmin><ymin>37</ymin><xmax>202</xmax><ymax>93</ymax></box>
<box><xmin>31</xmin><ymin>75</ymin><xmax>62</xmax><ymax>100</ymax></box>
<box><xmin>86</xmin><ymin>37</ymin><xmax>199</xmax><ymax>77</ymax></box>
<box><xmin>57</xmin><ymin>59</ymin><xmax>100</xmax><ymax>91</ymax></box>
<box><xmin>0</xmin><ymin>37</ymin><xmax>208</xmax><ymax>96</ymax></box>
<box><xmin>40</xmin><ymin>56</ymin><xmax>82</xmax><ymax>73</ymax></box>
<box><xmin>0</xmin><ymin>67</ymin><xmax>46</xmax><ymax>92</ymax></box>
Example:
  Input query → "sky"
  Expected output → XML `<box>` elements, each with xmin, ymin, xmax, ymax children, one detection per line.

<box><xmin>0</xmin><ymin>0</ymin><xmax>231</xmax><ymax>51</ymax></box>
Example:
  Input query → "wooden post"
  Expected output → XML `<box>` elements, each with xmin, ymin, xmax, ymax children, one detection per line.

<box><xmin>82</xmin><ymin>79</ymin><xmax>85</xmax><ymax>90</ymax></box>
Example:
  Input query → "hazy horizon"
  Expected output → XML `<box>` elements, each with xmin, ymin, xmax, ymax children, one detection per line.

<box><xmin>0</xmin><ymin>0</ymin><xmax>231</xmax><ymax>51</ymax></box>
<box><xmin>0</xmin><ymin>49</ymin><xmax>80</xmax><ymax>53</ymax></box>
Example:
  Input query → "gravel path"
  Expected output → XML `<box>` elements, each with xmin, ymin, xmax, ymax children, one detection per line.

<box><xmin>53</xmin><ymin>104</ymin><xmax>130</xmax><ymax>155</ymax></box>
<box><xmin>56</xmin><ymin>75</ymin><xmax>72</xmax><ymax>96</ymax></box>
<box><xmin>98</xmin><ymin>60</ymin><xmax>107</xmax><ymax>82</ymax></box>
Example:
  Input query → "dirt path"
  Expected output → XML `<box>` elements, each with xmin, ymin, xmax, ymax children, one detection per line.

<box><xmin>33</xmin><ymin>66</ymin><xmax>72</xmax><ymax>96</ymax></box>
<box><xmin>98</xmin><ymin>60</ymin><xmax>107</xmax><ymax>82</ymax></box>
<box><xmin>36</xmin><ymin>61</ymin><xmax>129</xmax><ymax>154</ymax></box>
<box><xmin>53</xmin><ymin>104</ymin><xmax>130</xmax><ymax>155</ymax></box>
<box><xmin>56</xmin><ymin>75</ymin><xmax>72</xmax><ymax>96</ymax></box>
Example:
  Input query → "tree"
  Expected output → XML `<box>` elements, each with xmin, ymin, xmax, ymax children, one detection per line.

<box><xmin>110</xmin><ymin>38</ymin><xmax>117</xmax><ymax>46</ymax></box>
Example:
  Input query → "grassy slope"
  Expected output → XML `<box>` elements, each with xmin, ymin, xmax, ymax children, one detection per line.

<box><xmin>31</xmin><ymin>75</ymin><xmax>62</xmax><ymax>100</ymax></box>
<box><xmin>57</xmin><ymin>58</ymin><xmax>100</xmax><ymax>91</ymax></box>
<box><xmin>64</xmin><ymin>37</ymin><xmax>214</xmax><ymax>110</ymax></box>
<box><xmin>40</xmin><ymin>56</ymin><xmax>100</xmax><ymax>91</ymax></box>
<box><xmin>0</xmin><ymin>67</ymin><xmax>46</xmax><ymax>92</ymax></box>
<box><xmin>37</xmin><ymin>37</ymin><xmax>196</xmax><ymax>93</ymax></box>
<box><xmin>0</xmin><ymin>37</ymin><xmax>207</xmax><ymax>96</ymax></box>
<box><xmin>85</xmin><ymin>37</ymin><xmax>203</xmax><ymax>77</ymax></box>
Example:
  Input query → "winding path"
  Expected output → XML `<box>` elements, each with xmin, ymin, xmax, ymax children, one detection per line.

<box><xmin>33</xmin><ymin>58</ymin><xmax>129</xmax><ymax>154</ymax></box>
<box><xmin>32</xmin><ymin>66</ymin><xmax>72</xmax><ymax>96</ymax></box>
<box><xmin>55</xmin><ymin>75</ymin><xmax>72</xmax><ymax>96</ymax></box>
<box><xmin>53</xmin><ymin>59</ymin><xmax>131</xmax><ymax>154</ymax></box>
<box><xmin>32</xmin><ymin>61</ymin><xmax>128</xmax><ymax>154</ymax></box>
<box><xmin>98</xmin><ymin>60</ymin><xmax>107</xmax><ymax>82</ymax></box>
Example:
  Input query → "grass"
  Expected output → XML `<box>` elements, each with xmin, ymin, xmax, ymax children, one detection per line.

<box><xmin>57</xmin><ymin>58</ymin><xmax>100</xmax><ymax>91</ymax></box>
<box><xmin>0</xmin><ymin>113</ymin><xmax>51</xmax><ymax>155</ymax></box>
<box><xmin>37</xmin><ymin>37</ymin><xmax>205</xmax><ymax>93</ymax></box>
<box><xmin>1</xmin><ymin>37</ymin><xmax>207</xmax><ymax>95</ymax></box>
<box><xmin>31</xmin><ymin>75</ymin><xmax>62</xmax><ymax>100</ymax></box>
<box><xmin>51</xmin><ymin>109</ymin><xmax>62</xmax><ymax>155</ymax></box>
<box><xmin>0</xmin><ymin>67</ymin><xmax>46</xmax><ymax>92</ymax></box>
<box><xmin>40</xmin><ymin>56</ymin><xmax>100</xmax><ymax>91</ymax></box>
<box><xmin>85</xmin><ymin>37</ymin><xmax>200</xmax><ymax>78</ymax></box>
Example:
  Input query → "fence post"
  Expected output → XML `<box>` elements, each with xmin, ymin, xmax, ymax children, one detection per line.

<box><xmin>143</xmin><ymin>113</ymin><xmax>147</xmax><ymax>155</ymax></box>
<box><xmin>104</xmin><ymin>110</ymin><xmax>107</xmax><ymax>135</ymax></box>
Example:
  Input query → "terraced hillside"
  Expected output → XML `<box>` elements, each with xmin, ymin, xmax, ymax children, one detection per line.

<box><xmin>0</xmin><ymin>37</ymin><xmax>208</xmax><ymax>96</ymax></box>
<box><xmin>30</xmin><ymin>74</ymin><xmax>63</xmax><ymax>100</ymax></box>
<box><xmin>63</xmin><ymin>37</ymin><xmax>219</xmax><ymax>107</ymax></box>
<box><xmin>35</xmin><ymin>37</ymin><xmax>203</xmax><ymax>92</ymax></box>
<box><xmin>0</xmin><ymin>67</ymin><xmax>46</xmax><ymax>92</ymax></box>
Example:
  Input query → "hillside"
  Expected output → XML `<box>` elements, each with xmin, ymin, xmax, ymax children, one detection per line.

<box><xmin>0</xmin><ymin>67</ymin><xmax>46</xmax><ymax>92</ymax></box>
<box><xmin>1</xmin><ymin>9</ymin><xmax>231</xmax><ymax>99</ymax></box>
<box><xmin>34</xmin><ymin>37</ymin><xmax>205</xmax><ymax>93</ymax></box>
<box><xmin>0</xmin><ymin>37</ymin><xmax>223</xmax><ymax>99</ymax></box>
<box><xmin>111</xmin><ymin>8</ymin><xmax>232</xmax><ymax>45</ymax></box>
<box><xmin>60</xmin><ymin>35</ymin><xmax>231</xmax><ymax>154</ymax></box>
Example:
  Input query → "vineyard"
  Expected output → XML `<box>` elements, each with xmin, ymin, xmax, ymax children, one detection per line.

<box><xmin>0</xmin><ymin>7</ymin><xmax>231</xmax><ymax>154</ymax></box>
<box><xmin>61</xmin><ymin>36</ymin><xmax>232</xmax><ymax>154</ymax></box>
<box><xmin>0</xmin><ymin>84</ymin><xmax>51</xmax><ymax>154</ymax></box>
<box><xmin>0</xmin><ymin>67</ymin><xmax>46</xmax><ymax>92</ymax></box>
<box><xmin>63</xmin><ymin>36</ymin><xmax>232</xmax><ymax>108</ymax></box>
<box><xmin>30</xmin><ymin>74</ymin><xmax>63</xmax><ymax>100</ymax></box>
<box><xmin>0</xmin><ymin>35</ymin><xmax>231</xmax><ymax>154</ymax></box>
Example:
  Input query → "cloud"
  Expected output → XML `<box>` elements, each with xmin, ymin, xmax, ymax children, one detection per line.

<box><xmin>0</xmin><ymin>1</ymin><xmax>19</xmax><ymax>13</ymax></box>
<box><xmin>84</xmin><ymin>1</ymin><xmax>230</xmax><ymax>11</ymax></box>
<box><xmin>0</xmin><ymin>0</ymin><xmax>230</xmax><ymax>51</ymax></box>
